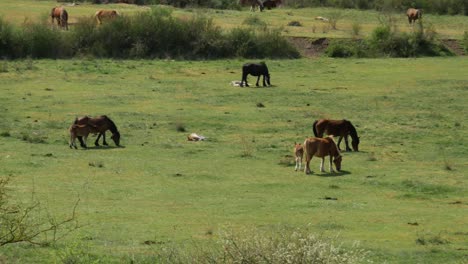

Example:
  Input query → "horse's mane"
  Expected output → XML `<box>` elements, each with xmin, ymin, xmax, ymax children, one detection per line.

<box><xmin>347</xmin><ymin>120</ymin><xmax>359</xmax><ymax>140</ymax></box>
<box><xmin>103</xmin><ymin>116</ymin><xmax>119</xmax><ymax>135</ymax></box>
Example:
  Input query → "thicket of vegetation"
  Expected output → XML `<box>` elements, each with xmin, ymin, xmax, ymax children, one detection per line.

<box><xmin>152</xmin><ymin>227</ymin><xmax>370</xmax><ymax>264</ymax></box>
<box><xmin>0</xmin><ymin>7</ymin><xmax>299</xmax><ymax>59</ymax></box>
<box><xmin>58</xmin><ymin>0</ymin><xmax>468</xmax><ymax>15</ymax></box>
<box><xmin>325</xmin><ymin>19</ymin><xmax>453</xmax><ymax>57</ymax></box>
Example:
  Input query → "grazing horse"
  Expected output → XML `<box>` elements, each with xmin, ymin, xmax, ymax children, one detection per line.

<box><xmin>51</xmin><ymin>7</ymin><xmax>69</xmax><ymax>30</ymax></box>
<box><xmin>303</xmin><ymin>136</ymin><xmax>342</xmax><ymax>174</ymax></box>
<box><xmin>406</xmin><ymin>8</ymin><xmax>422</xmax><ymax>25</ymax></box>
<box><xmin>312</xmin><ymin>119</ymin><xmax>360</xmax><ymax>152</ymax></box>
<box><xmin>240</xmin><ymin>62</ymin><xmax>271</xmax><ymax>87</ymax></box>
<box><xmin>239</xmin><ymin>0</ymin><xmax>264</xmax><ymax>12</ymax></box>
<box><xmin>95</xmin><ymin>10</ymin><xmax>119</xmax><ymax>25</ymax></box>
<box><xmin>74</xmin><ymin>115</ymin><xmax>121</xmax><ymax>147</ymax></box>
<box><xmin>69</xmin><ymin>124</ymin><xmax>96</xmax><ymax>149</ymax></box>
<box><xmin>294</xmin><ymin>142</ymin><xmax>304</xmax><ymax>171</ymax></box>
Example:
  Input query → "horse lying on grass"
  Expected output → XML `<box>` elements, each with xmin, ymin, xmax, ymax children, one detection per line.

<box><xmin>303</xmin><ymin>136</ymin><xmax>342</xmax><ymax>174</ymax></box>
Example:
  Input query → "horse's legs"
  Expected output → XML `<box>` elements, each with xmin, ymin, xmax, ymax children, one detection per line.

<box><xmin>102</xmin><ymin>132</ymin><xmax>108</xmax><ymax>146</ymax></box>
<box><xmin>344</xmin><ymin>135</ymin><xmax>351</xmax><ymax>151</ymax></box>
<box><xmin>95</xmin><ymin>133</ymin><xmax>102</xmax><ymax>146</ymax></box>
<box><xmin>82</xmin><ymin>135</ymin><xmax>88</xmax><ymax>148</ymax></box>
<box><xmin>337</xmin><ymin>136</ymin><xmax>343</xmax><ymax>150</ymax></box>
<box><xmin>77</xmin><ymin>136</ymin><xmax>86</xmax><ymax>148</ymax></box>
<box><xmin>304</xmin><ymin>154</ymin><xmax>312</xmax><ymax>174</ymax></box>
<box><xmin>295</xmin><ymin>156</ymin><xmax>302</xmax><ymax>171</ymax></box>
<box><xmin>329</xmin><ymin>155</ymin><xmax>335</xmax><ymax>173</ymax></box>
<box><xmin>256</xmin><ymin>75</ymin><xmax>260</xmax><ymax>86</ymax></box>
<box><xmin>320</xmin><ymin>157</ymin><xmax>325</xmax><ymax>172</ymax></box>
<box><xmin>262</xmin><ymin>74</ymin><xmax>266</xmax><ymax>86</ymax></box>
<box><xmin>241</xmin><ymin>72</ymin><xmax>249</xmax><ymax>87</ymax></box>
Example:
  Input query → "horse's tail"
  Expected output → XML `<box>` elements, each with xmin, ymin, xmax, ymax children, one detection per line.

<box><xmin>312</xmin><ymin>120</ymin><xmax>319</xmax><ymax>137</ymax></box>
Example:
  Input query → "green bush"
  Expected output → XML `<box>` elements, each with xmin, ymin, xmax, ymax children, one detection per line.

<box><xmin>1</xmin><ymin>7</ymin><xmax>298</xmax><ymax>59</ymax></box>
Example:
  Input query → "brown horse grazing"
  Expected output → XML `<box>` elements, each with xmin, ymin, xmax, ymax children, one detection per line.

<box><xmin>69</xmin><ymin>124</ymin><xmax>97</xmax><ymax>149</ymax></box>
<box><xmin>74</xmin><ymin>115</ymin><xmax>120</xmax><ymax>147</ymax></box>
<box><xmin>312</xmin><ymin>119</ymin><xmax>360</xmax><ymax>152</ymax></box>
<box><xmin>406</xmin><ymin>8</ymin><xmax>422</xmax><ymax>25</ymax></box>
<box><xmin>294</xmin><ymin>142</ymin><xmax>304</xmax><ymax>171</ymax></box>
<box><xmin>239</xmin><ymin>0</ymin><xmax>264</xmax><ymax>12</ymax></box>
<box><xmin>51</xmin><ymin>7</ymin><xmax>68</xmax><ymax>30</ymax></box>
<box><xmin>303</xmin><ymin>136</ymin><xmax>342</xmax><ymax>174</ymax></box>
<box><xmin>95</xmin><ymin>10</ymin><xmax>119</xmax><ymax>25</ymax></box>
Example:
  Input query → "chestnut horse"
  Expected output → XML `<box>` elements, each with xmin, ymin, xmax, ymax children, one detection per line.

<box><xmin>74</xmin><ymin>115</ymin><xmax>120</xmax><ymax>147</ymax></box>
<box><xmin>51</xmin><ymin>7</ymin><xmax>68</xmax><ymax>30</ymax></box>
<box><xmin>303</xmin><ymin>136</ymin><xmax>342</xmax><ymax>174</ymax></box>
<box><xmin>294</xmin><ymin>142</ymin><xmax>304</xmax><ymax>171</ymax></box>
<box><xmin>69</xmin><ymin>124</ymin><xmax>96</xmax><ymax>149</ymax></box>
<box><xmin>407</xmin><ymin>8</ymin><xmax>422</xmax><ymax>25</ymax></box>
<box><xmin>312</xmin><ymin>119</ymin><xmax>360</xmax><ymax>151</ymax></box>
<box><xmin>95</xmin><ymin>10</ymin><xmax>119</xmax><ymax>25</ymax></box>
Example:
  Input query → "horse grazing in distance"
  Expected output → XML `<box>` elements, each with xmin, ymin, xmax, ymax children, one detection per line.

<box><xmin>406</xmin><ymin>8</ymin><xmax>422</xmax><ymax>25</ymax></box>
<box><xmin>312</xmin><ymin>119</ymin><xmax>360</xmax><ymax>152</ymax></box>
<box><xmin>69</xmin><ymin>124</ymin><xmax>97</xmax><ymax>149</ymax></box>
<box><xmin>239</xmin><ymin>0</ymin><xmax>264</xmax><ymax>12</ymax></box>
<box><xmin>303</xmin><ymin>136</ymin><xmax>342</xmax><ymax>174</ymax></box>
<box><xmin>240</xmin><ymin>62</ymin><xmax>271</xmax><ymax>87</ymax></box>
<box><xmin>74</xmin><ymin>115</ymin><xmax>121</xmax><ymax>147</ymax></box>
<box><xmin>51</xmin><ymin>7</ymin><xmax>69</xmax><ymax>30</ymax></box>
<box><xmin>95</xmin><ymin>10</ymin><xmax>119</xmax><ymax>25</ymax></box>
<box><xmin>294</xmin><ymin>142</ymin><xmax>304</xmax><ymax>171</ymax></box>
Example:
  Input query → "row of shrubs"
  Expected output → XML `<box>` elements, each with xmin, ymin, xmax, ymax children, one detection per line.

<box><xmin>0</xmin><ymin>7</ymin><xmax>299</xmax><ymax>59</ymax></box>
<box><xmin>325</xmin><ymin>21</ymin><xmax>456</xmax><ymax>57</ymax></box>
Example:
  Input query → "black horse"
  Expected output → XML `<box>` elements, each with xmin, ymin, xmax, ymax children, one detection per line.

<box><xmin>240</xmin><ymin>62</ymin><xmax>271</xmax><ymax>87</ymax></box>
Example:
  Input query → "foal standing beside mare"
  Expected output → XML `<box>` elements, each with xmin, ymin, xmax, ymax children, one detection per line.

<box><xmin>294</xmin><ymin>143</ymin><xmax>304</xmax><ymax>171</ymax></box>
<box><xmin>303</xmin><ymin>136</ymin><xmax>342</xmax><ymax>174</ymax></box>
<box><xmin>312</xmin><ymin>119</ymin><xmax>360</xmax><ymax>151</ymax></box>
<box><xmin>240</xmin><ymin>62</ymin><xmax>271</xmax><ymax>87</ymax></box>
<box><xmin>51</xmin><ymin>7</ymin><xmax>69</xmax><ymax>30</ymax></box>
<box><xmin>69</xmin><ymin>124</ymin><xmax>96</xmax><ymax>149</ymax></box>
<box><xmin>74</xmin><ymin>115</ymin><xmax>121</xmax><ymax>147</ymax></box>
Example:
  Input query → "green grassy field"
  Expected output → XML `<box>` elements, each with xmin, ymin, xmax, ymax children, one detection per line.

<box><xmin>0</xmin><ymin>57</ymin><xmax>467</xmax><ymax>263</ymax></box>
<box><xmin>0</xmin><ymin>0</ymin><xmax>467</xmax><ymax>39</ymax></box>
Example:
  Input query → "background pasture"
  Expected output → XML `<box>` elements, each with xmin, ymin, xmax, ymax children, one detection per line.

<box><xmin>0</xmin><ymin>0</ymin><xmax>467</xmax><ymax>39</ymax></box>
<box><xmin>0</xmin><ymin>58</ymin><xmax>467</xmax><ymax>263</ymax></box>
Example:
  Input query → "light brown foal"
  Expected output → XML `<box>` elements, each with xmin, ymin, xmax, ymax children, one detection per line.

<box><xmin>303</xmin><ymin>136</ymin><xmax>342</xmax><ymax>174</ymax></box>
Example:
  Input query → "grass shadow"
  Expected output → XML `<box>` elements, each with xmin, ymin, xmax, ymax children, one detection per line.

<box><xmin>316</xmin><ymin>170</ymin><xmax>351</xmax><ymax>177</ymax></box>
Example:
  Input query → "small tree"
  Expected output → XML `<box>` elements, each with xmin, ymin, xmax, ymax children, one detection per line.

<box><xmin>0</xmin><ymin>177</ymin><xmax>81</xmax><ymax>246</ymax></box>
